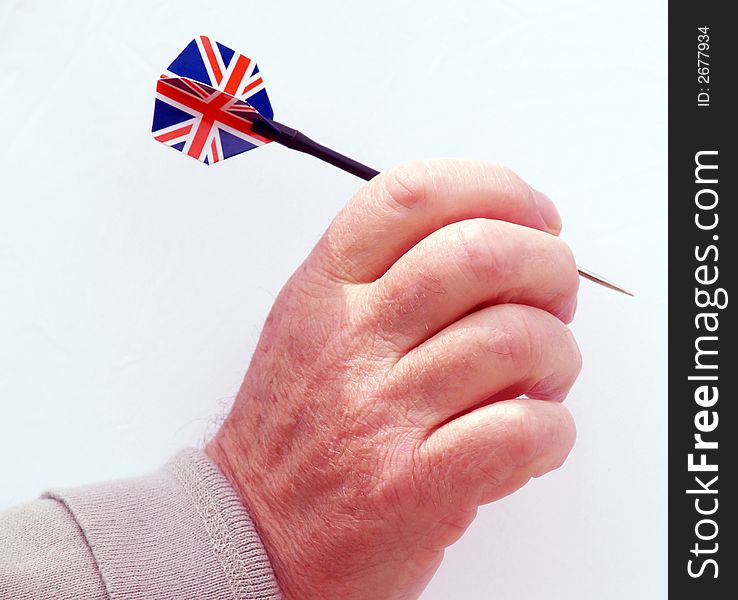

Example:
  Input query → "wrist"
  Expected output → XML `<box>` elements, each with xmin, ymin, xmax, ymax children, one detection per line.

<box><xmin>205</xmin><ymin>425</ymin><xmax>307</xmax><ymax>600</ymax></box>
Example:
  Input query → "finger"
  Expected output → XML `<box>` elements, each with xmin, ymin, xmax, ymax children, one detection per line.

<box><xmin>386</xmin><ymin>304</ymin><xmax>582</xmax><ymax>427</ymax></box>
<box><xmin>365</xmin><ymin>218</ymin><xmax>579</xmax><ymax>353</ymax></box>
<box><xmin>417</xmin><ymin>399</ymin><xmax>576</xmax><ymax>509</ymax></box>
<box><xmin>309</xmin><ymin>159</ymin><xmax>562</xmax><ymax>283</ymax></box>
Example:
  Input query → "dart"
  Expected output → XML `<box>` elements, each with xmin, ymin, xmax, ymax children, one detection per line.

<box><xmin>152</xmin><ymin>36</ymin><xmax>632</xmax><ymax>296</ymax></box>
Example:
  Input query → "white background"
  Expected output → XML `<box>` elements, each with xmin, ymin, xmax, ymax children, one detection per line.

<box><xmin>0</xmin><ymin>1</ymin><xmax>666</xmax><ymax>598</ymax></box>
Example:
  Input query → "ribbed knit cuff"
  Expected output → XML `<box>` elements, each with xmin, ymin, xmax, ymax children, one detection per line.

<box><xmin>44</xmin><ymin>448</ymin><xmax>282</xmax><ymax>600</ymax></box>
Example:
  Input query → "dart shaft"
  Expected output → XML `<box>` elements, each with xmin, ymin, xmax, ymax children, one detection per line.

<box><xmin>252</xmin><ymin>118</ymin><xmax>631</xmax><ymax>296</ymax></box>
<box><xmin>287</xmin><ymin>132</ymin><xmax>380</xmax><ymax>180</ymax></box>
<box><xmin>251</xmin><ymin>118</ymin><xmax>380</xmax><ymax>180</ymax></box>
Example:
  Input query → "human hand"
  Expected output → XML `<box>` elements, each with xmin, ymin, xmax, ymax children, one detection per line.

<box><xmin>206</xmin><ymin>159</ymin><xmax>581</xmax><ymax>599</ymax></box>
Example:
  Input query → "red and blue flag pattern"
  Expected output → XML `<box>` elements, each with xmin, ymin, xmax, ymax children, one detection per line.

<box><xmin>152</xmin><ymin>36</ymin><xmax>274</xmax><ymax>165</ymax></box>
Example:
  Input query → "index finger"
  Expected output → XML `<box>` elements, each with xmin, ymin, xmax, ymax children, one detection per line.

<box><xmin>311</xmin><ymin>159</ymin><xmax>562</xmax><ymax>284</ymax></box>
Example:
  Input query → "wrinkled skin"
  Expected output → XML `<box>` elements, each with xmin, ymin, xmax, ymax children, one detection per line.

<box><xmin>206</xmin><ymin>159</ymin><xmax>582</xmax><ymax>599</ymax></box>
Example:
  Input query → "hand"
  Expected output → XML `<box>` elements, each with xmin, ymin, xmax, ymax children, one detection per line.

<box><xmin>206</xmin><ymin>159</ymin><xmax>582</xmax><ymax>600</ymax></box>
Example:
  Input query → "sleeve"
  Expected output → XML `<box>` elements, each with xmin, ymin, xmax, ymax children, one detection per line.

<box><xmin>0</xmin><ymin>448</ymin><xmax>283</xmax><ymax>600</ymax></box>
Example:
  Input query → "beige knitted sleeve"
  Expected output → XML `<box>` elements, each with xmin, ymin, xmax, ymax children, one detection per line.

<box><xmin>0</xmin><ymin>448</ymin><xmax>282</xmax><ymax>600</ymax></box>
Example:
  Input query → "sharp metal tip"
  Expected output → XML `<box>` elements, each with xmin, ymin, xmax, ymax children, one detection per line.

<box><xmin>577</xmin><ymin>266</ymin><xmax>634</xmax><ymax>297</ymax></box>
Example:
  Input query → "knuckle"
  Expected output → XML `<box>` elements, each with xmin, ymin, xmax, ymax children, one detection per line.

<box><xmin>369</xmin><ymin>429</ymin><xmax>421</xmax><ymax>506</ymax></box>
<box><xmin>499</xmin><ymin>403</ymin><xmax>541</xmax><ymax>467</ymax></box>
<box><xmin>370</xmin><ymin>268</ymin><xmax>447</xmax><ymax>338</ymax></box>
<box><xmin>567</xmin><ymin>328</ymin><xmax>584</xmax><ymax>379</ymax></box>
<box><xmin>446</xmin><ymin>219</ymin><xmax>510</xmax><ymax>284</ymax></box>
<box><xmin>562</xmin><ymin>412</ymin><xmax>578</xmax><ymax>455</ymax></box>
<box><xmin>554</xmin><ymin>238</ymin><xmax>580</xmax><ymax>293</ymax></box>
<box><xmin>380</xmin><ymin>160</ymin><xmax>432</xmax><ymax>211</ymax></box>
<box><xmin>474</xmin><ymin>463</ymin><xmax>510</xmax><ymax>502</ymax></box>
<box><xmin>527</xmin><ymin>323</ymin><xmax>582</xmax><ymax>402</ymax></box>
<box><xmin>548</xmin><ymin>237</ymin><xmax>580</xmax><ymax>320</ymax></box>
<box><xmin>410</xmin><ymin>442</ymin><xmax>449</xmax><ymax>508</ymax></box>
<box><xmin>494</xmin><ymin>164</ymin><xmax>535</xmax><ymax>205</ymax></box>
<box><xmin>558</xmin><ymin>327</ymin><xmax>583</xmax><ymax>393</ymax></box>
<box><xmin>311</xmin><ymin>226</ymin><xmax>372</xmax><ymax>285</ymax></box>
<box><xmin>498</xmin><ymin>306</ymin><xmax>543</xmax><ymax>372</ymax></box>
<box><xmin>539</xmin><ymin>411</ymin><xmax>577</xmax><ymax>474</ymax></box>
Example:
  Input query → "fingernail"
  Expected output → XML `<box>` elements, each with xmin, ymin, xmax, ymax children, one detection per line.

<box><xmin>533</xmin><ymin>189</ymin><xmax>562</xmax><ymax>234</ymax></box>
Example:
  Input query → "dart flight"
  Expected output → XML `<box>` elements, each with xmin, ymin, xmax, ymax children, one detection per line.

<box><xmin>152</xmin><ymin>36</ymin><xmax>273</xmax><ymax>165</ymax></box>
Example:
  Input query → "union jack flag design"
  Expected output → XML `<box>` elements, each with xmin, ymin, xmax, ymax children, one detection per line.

<box><xmin>152</xmin><ymin>36</ymin><xmax>274</xmax><ymax>165</ymax></box>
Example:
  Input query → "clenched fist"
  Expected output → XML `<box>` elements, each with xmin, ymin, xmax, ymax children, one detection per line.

<box><xmin>206</xmin><ymin>159</ymin><xmax>582</xmax><ymax>599</ymax></box>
